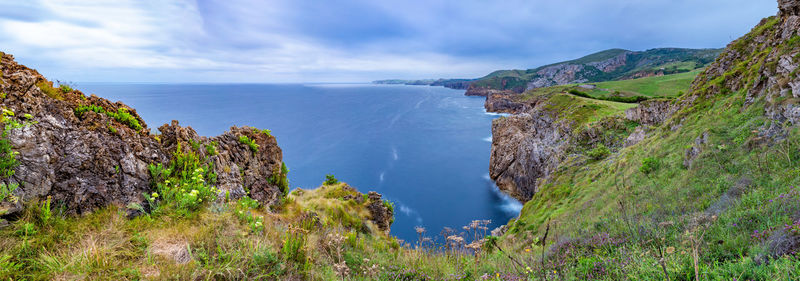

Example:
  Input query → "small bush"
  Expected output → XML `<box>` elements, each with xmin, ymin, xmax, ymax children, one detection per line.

<box><xmin>324</xmin><ymin>174</ymin><xmax>339</xmax><ymax>186</ymax></box>
<box><xmin>640</xmin><ymin>157</ymin><xmax>660</xmax><ymax>174</ymax></box>
<box><xmin>254</xmin><ymin>128</ymin><xmax>272</xmax><ymax>137</ymax></box>
<box><xmin>146</xmin><ymin>144</ymin><xmax>219</xmax><ymax>217</ymax></box>
<box><xmin>0</xmin><ymin>108</ymin><xmax>24</xmax><ymax>179</ymax></box>
<box><xmin>587</xmin><ymin>144</ymin><xmax>611</xmax><ymax>160</ymax></box>
<box><xmin>268</xmin><ymin>162</ymin><xmax>290</xmax><ymax>195</ymax></box>
<box><xmin>36</xmin><ymin>81</ymin><xmax>62</xmax><ymax>100</ymax></box>
<box><xmin>106</xmin><ymin>108</ymin><xmax>142</xmax><ymax>131</ymax></box>
<box><xmin>58</xmin><ymin>84</ymin><xmax>73</xmax><ymax>93</ymax></box>
<box><xmin>282</xmin><ymin>232</ymin><xmax>307</xmax><ymax>264</ymax></box>
<box><xmin>74</xmin><ymin>105</ymin><xmax>142</xmax><ymax>131</ymax></box>
<box><xmin>0</xmin><ymin>183</ymin><xmax>18</xmax><ymax>203</ymax></box>
<box><xmin>205</xmin><ymin>141</ymin><xmax>217</xmax><ymax>156</ymax></box>
<box><xmin>239</xmin><ymin>136</ymin><xmax>259</xmax><ymax>153</ymax></box>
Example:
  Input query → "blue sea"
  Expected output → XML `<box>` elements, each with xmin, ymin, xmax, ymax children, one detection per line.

<box><xmin>77</xmin><ymin>83</ymin><xmax>521</xmax><ymax>242</ymax></box>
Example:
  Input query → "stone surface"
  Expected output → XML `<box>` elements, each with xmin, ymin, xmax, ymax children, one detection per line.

<box><xmin>0</xmin><ymin>53</ymin><xmax>285</xmax><ymax>217</ymax></box>
<box><xmin>366</xmin><ymin>191</ymin><xmax>393</xmax><ymax>233</ymax></box>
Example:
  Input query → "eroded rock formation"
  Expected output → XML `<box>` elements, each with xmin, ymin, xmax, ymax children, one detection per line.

<box><xmin>0</xmin><ymin>53</ymin><xmax>284</xmax><ymax>217</ymax></box>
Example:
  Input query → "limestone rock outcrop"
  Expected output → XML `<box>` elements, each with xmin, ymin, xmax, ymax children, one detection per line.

<box><xmin>0</xmin><ymin>53</ymin><xmax>285</xmax><ymax>217</ymax></box>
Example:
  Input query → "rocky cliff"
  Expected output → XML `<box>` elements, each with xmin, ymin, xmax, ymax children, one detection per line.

<box><xmin>0</xmin><ymin>53</ymin><xmax>285</xmax><ymax>217</ymax></box>
<box><xmin>487</xmin><ymin>1</ymin><xmax>800</xmax><ymax>203</ymax></box>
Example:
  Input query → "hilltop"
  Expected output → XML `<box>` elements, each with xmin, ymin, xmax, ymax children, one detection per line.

<box><xmin>465</xmin><ymin>47</ymin><xmax>722</xmax><ymax>96</ymax></box>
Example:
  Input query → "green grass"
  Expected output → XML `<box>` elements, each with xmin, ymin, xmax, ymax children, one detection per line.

<box><xmin>542</xmin><ymin>93</ymin><xmax>637</xmax><ymax>125</ymax></box>
<box><xmin>587</xmin><ymin>69</ymin><xmax>702</xmax><ymax>97</ymax></box>
<box><xmin>74</xmin><ymin>105</ymin><xmax>143</xmax><ymax>131</ymax></box>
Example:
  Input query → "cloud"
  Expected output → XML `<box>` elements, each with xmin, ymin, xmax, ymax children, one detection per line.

<box><xmin>0</xmin><ymin>0</ymin><xmax>779</xmax><ymax>82</ymax></box>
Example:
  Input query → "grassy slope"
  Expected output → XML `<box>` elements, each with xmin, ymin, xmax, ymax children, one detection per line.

<box><xmin>472</xmin><ymin>48</ymin><xmax>721</xmax><ymax>91</ymax></box>
<box><xmin>588</xmin><ymin>69</ymin><xmax>702</xmax><ymax>97</ymax></box>
<box><xmin>504</xmin><ymin>16</ymin><xmax>800</xmax><ymax>280</ymax></box>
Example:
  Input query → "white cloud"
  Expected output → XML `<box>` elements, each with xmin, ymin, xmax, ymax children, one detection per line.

<box><xmin>0</xmin><ymin>0</ymin><xmax>779</xmax><ymax>82</ymax></box>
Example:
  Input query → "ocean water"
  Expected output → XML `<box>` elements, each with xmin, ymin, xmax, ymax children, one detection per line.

<box><xmin>77</xmin><ymin>83</ymin><xmax>521</xmax><ymax>242</ymax></box>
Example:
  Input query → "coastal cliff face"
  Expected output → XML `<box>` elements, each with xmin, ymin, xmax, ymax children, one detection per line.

<box><xmin>487</xmin><ymin>1</ymin><xmax>800</xmax><ymax>204</ymax></box>
<box><xmin>489</xmin><ymin>106</ymin><xmax>571</xmax><ymax>200</ymax></box>
<box><xmin>0</xmin><ymin>53</ymin><xmax>285</xmax><ymax>217</ymax></box>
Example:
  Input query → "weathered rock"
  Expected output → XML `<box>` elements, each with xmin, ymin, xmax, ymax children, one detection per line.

<box><xmin>625</xmin><ymin>99</ymin><xmax>679</xmax><ymax>126</ymax></box>
<box><xmin>489</xmin><ymin>109</ymin><xmax>571</xmax><ymax>201</ymax></box>
<box><xmin>484</xmin><ymin>92</ymin><xmax>528</xmax><ymax>114</ymax></box>
<box><xmin>624</xmin><ymin>126</ymin><xmax>648</xmax><ymax>147</ymax></box>
<box><xmin>779</xmin><ymin>0</ymin><xmax>800</xmax><ymax>17</ymax></box>
<box><xmin>683</xmin><ymin>131</ymin><xmax>709</xmax><ymax>168</ymax></box>
<box><xmin>157</xmin><ymin>121</ymin><xmax>285</xmax><ymax>205</ymax></box>
<box><xmin>0</xmin><ymin>53</ymin><xmax>285</xmax><ymax>217</ymax></box>
<box><xmin>1</xmin><ymin>53</ymin><xmax>166</xmax><ymax>215</ymax></box>
<box><xmin>366</xmin><ymin>191</ymin><xmax>393</xmax><ymax>233</ymax></box>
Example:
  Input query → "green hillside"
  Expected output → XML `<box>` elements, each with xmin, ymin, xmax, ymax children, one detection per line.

<box><xmin>470</xmin><ymin>48</ymin><xmax>722</xmax><ymax>93</ymax></box>
<box><xmin>587</xmin><ymin>69</ymin><xmax>702</xmax><ymax>97</ymax></box>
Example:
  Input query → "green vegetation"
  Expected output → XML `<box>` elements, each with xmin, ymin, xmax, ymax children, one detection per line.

<box><xmin>146</xmin><ymin>143</ymin><xmax>219</xmax><ymax>217</ymax></box>
<box><xmin>501</xmin><ymin>16</ymin><xmax>800</xmax><ymax>279</ymax></box>
<box><xmin>588</xmin><ymin>69</ymin><xmax>702</xmax><ymax>97</ymax></box>
<box><xmin>2</xmin><ymin>11</ymin><xmax>800</xmax><ymax>281</ymax></box>
<box><xmin>205</xmin><ymin>141</ymin><xmax>217</xmax><ymax>156</ymax></box>
<box><xmin>74</xmin><ymin>105</ymin><xmax>143</xmax><ymax>131</ymax></box>
<box><xmin>586</xmin><ymin>144</ymin><xmax>611</xmax><ymax>160</ymax></box>
<box><xmin>268</xmin><ymin>162</ymin><xmax>290</xmax><ymax>195</ymax></box>
<box><xmin>0</xmin><ymin>107</ymin><xmax>35</xmax><ymax>204</ymax></box>
<box><xmin>238</xmin><ymin>135</ymin><xmax>259</xmax><ymax>153</ymax></box>
<box><xmin>472</xmin><ymin>48</ymin><xmax>721</xmax><ymax>92</ymax></box>
<box><xmin>541</xmin><ymin>93</ymin><xmax>636</xmax><ymax>126</ymax></box>
<box><xmin>106</xmin><ymin>108</ymin><xmax>143</xmax><ymax>131</ymax></box>
<box><xmin>59</xmin><ymin>84</ymin><xmax>73</xmax><ymax>94</ymax></box>
<box><xmin>324</xmin><ymin>174</ymin><xmax>339</xmax><ymax>186</ymax></box>
<box><xmin>0</xmin><ymin>183</ymin><xmax>17</xmax><ymax>203</ymax></box>
<box><xmin>35</xmin><ymin>81</ymin><xmax>62</xmax><ymax>100</ymax></box>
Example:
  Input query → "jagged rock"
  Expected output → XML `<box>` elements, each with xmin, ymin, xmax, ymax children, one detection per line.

<box><xmin>625</xmin><ymin>99</ymin><xmax>679</xmax><ymax>126</ymax></box>
<box><xmin>157</xmin><ymin>121</ymin><xmax>285</xmax><ymax>205</ymax></box>
<box><xmin>624</xmin><ymin>126</ymin><xmax>648</xmax><ymax>147</ymax></box>
<box><xmin>1</xmin><ymin>53</ymin><xmax>166</xmax><ymax>215</ymax></box>
<box><xmin>484</xmin><ymin>92</ymin><xmax>528</xmax><ymax>114</ymax></box>
<box><xmin>490</xmin><ymin>224</ymin><xmax>509</xmax><ymax>237</ymax></box>
<box><xmin>779</xmin><ymin>0</ymin><xmax>800</xmax><ymax>17</ymax></box>
<box><xmin>489</xmin><ymin>110</ymin><xmax>571</xmax><ymax>201</ymax></box>
<box><xmin>0</xmin><ymin>53</ymin><xmax>285</xmax><ymax>217</ymax></box>
<box><xmin>366</xmin><ymin>191</ymin><xmax>393</xmax><ymax>233</ymax></box>
<box><xmin>683</xmin><ymin>131</ymin><xmax>709</xmax><ymax>168</ymax></box>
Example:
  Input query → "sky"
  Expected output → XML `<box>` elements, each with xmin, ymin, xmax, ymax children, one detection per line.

<box><xmin>0</xmin><ymin>0</ymin><xmax>779</xmax><ymax>83</ymax></box>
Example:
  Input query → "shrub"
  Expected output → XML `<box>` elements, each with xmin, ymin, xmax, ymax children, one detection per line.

<box><xmin>0</xmin><ymin>183</ymin><xmax>18</xmax><ymax>203</ymax></box>
<box><xmin>205</xmin><ymin>141</ymin><xmax>217</xmax><ymax>156</ymax></box>
<box><xmin>74</xmin><ymin>105</ymin><xmax>142</xmax><ymax>131</ymax></box>
<box><xmin>106</xmin><ymin>108</ymin><xmax>142</xmax><ymax>131</ymax></box>
<box><xmin>36</xmin><ymin>81</ymin><xmax>62</xmax><ymax>100</ymax></box>
<box><xmin>239</xmin><ymin>136</ymin><xmax>259</xmax><ymax>153</ymax></box>
<box><xmin>568</xmin><ymin>89</ymin><xmax>592</xmax><ymax>98</ymax></box>
<box><xmin>74</xmin><ymin>105</ymin><xmax>106</xmax><ymax>118</ymax></box>
<box><xmin>268</xmin><ymin>162</ymin><xmax>290</xmax><ymax>195</ymax></box>
<box><xmin>0</xmin><ymin>108</ymin><xmax>25</xmax><ymax>179</ymax></box>
<box><xmin>38</xmin><ymin>197</ymin><xmax>52</xmax><ymax>225</ymax></box>
<box><xmin>58</xmin><ymin>84</ymin><xmax>73</xmax><ymax>93</ymax></box>
<box><xmin>640</xmin><ymin>157</ymin><xmax>661</xmax><ymax>174</ymax></box>
<box><xmin>253</xmin><ymin>128</ymin><xmax>272</xmax><ymax>137</ymax></box>
<box><xmin>324</xmin><ymin>174</ymin><xmax>339</xmax><ymax>185</ymax></box>
<box><xmin>587</xmin><ymin>144</ymin><xmax>611</xmax><ymax>160</ymax></box>
<box><xmin>282</xmin><ymin>231</ymin><xmax>307</xmax><ymax>264</ymax></box>
<box><xmin>146</xmin><ymin>144</ymin><xmax>219</xmax><ymax>217</ymax></box>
